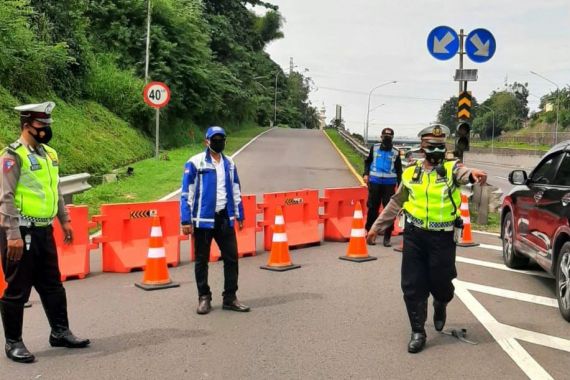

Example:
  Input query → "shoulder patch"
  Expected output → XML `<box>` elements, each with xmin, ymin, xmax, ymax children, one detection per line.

<box><xmin>3</xmin><ymin>157</ymin><xmax>16</xmax><ymax>173</ymax></box>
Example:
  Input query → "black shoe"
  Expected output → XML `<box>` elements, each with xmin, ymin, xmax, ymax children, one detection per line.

<box><xmin>407</xmin><ymin>332</ymin><xmax>427</xmax><ymax>353</ymax></box>
<box><xmin>222</xmin><ymin>299</ymin><xmax>250</xmax><ymax>312</ymax></box>
<box><xmin>383</xmin><ymin>237</ymin><xmax>392</xmax><ymax>247</ymax></box>
<box><xmin>5</xmin><ymin>340</ymin><xmax>35</xmax><ymax>363</ymax></box>
<box><xmin>197</xmin><ymin>296</ymin><xmax>212</xmax><ymax>315</ymax></box>
<box><xmin>49</xmin><ymin>331</ymin><xmax>90</xmax><ymax>348</ymax></box>
<box><xmin>433</xmin><ymin>300</ymin><xmax>447</xmax><ymax>332</ymax></box>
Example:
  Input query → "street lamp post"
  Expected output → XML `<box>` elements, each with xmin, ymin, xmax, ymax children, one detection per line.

<box><xmin>530</xmin><ymin>70</ymin><xmax>560</xmax><ymax>145</ymax></box>
<box><xmin>144</xmin><ymin>0</ymin><xmax>151</xmax><ymax>83</ymax></box>
<box><xmin>478</xmin><ymin>104</ymin><xmax>495</xmax><ymax>153</ymax></box>
<box><xmin>365</xmin><ymin>81</ymin><xmax>397</xmax><ymax>145</ymax></box>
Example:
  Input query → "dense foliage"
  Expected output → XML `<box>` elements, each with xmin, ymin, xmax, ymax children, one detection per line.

<box><xmin>0</xmin><ymin>0</ymin><xmax>317</xmax><ymax>149</ymax></box>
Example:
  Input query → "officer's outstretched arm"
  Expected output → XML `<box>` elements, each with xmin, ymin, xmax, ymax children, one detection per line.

<box><xmin>370</xmin><ymin>184</ymin><xmax>408</xmax><ymax>234</ymax></box>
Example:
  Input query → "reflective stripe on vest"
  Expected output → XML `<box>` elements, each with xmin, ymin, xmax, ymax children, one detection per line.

<box><xmin>401</xmin><ymin>160</ymin><xmax>461</xmax><ymax>230</ymax></box>
<box><xmin>12</xmin><ymin>144</ymin><xmax>59</xmax><ymax>220</ymax></box>
<box><xmin>369</xmin><ymin>145</ymin><xmax>398</xmax><ymax>179</ymax></box>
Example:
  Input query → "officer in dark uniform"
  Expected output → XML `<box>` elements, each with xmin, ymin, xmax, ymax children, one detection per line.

<box><xmin>363</xmin><ymin>127</ymin><xmax>402</xmax><ymax>247</ymax></box>
<box><xmin>0</xmin><ymin>102</ymin><xmax>90</xmax><ymax>363</ymax></box>
<box><xmin>367</xmin><ymin>124</ymin><xmax>487</xmax><ymax>353</ymax></box>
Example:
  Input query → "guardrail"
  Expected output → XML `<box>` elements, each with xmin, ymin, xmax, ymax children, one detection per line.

<box><xmin>337</xmin><ymin>128</ymin><xmax>369</xmax><ymax>157</ymax></box>
<box><xmin>61</xmin><ymin>173</ymin><xmax>92</xmax><ymax>204</ymax></box>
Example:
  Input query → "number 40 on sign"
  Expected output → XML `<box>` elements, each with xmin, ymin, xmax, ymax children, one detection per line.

<box><xmin>143</xmin><ymin>82</ymin><xmax>171</xmax><ymax>109</ymax></box>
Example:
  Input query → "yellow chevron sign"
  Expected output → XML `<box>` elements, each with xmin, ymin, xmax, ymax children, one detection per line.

<box><xmin>457</xmin><ymin>91</ymin><xmax>472</xmax><ymax>119</ymax></box>
<box><xmin>457</xmin><ymin>108</ymin><xmax>471</xmax><ymax>119</ymax></box>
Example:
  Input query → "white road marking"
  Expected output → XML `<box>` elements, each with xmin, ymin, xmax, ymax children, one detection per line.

<box><xmin>473</xmin><ymin>230</ymin><xmax>500</xmax><ymax>237</ymax></box>
<box><xmin>455</xmin><ymin>280</ymin><xmax>558</xmax><ymax>308</ymax></box>
<box><xmin>496</xmin><ymin>176</ymin><xmax>508</xmax><ymax>181</ymax></box>
<box><xmin>456</xmin><ymin>256</ymin><xmax>552</xmax><ymax>279</ymax></box>
<box><xmin>454</xmin><ymin>282</ymin><xmax>567</xmax><ymax>380</ymax></box>
<box><xmin>479</xmin><ymin>243</ymin><xmax>503</xmax><ymax>252</ymax></box>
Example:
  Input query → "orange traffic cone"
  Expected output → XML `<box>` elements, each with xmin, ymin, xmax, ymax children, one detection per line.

<box><xmin>457</xmin><ymin>193</ymin><xmax>479</xmax><ymax>247</ymax></box>
<box><xmin>393</xmin><ymin>212</ymin><xmax>405</xmax><ymax>252</ymax></box>
<box><xmin>260</xmin><ymin>207</ymin><xmax>301</xmax><ymax>272</ymax></box>
<box><xmin>340</xmin><ymin>202</ymin><xmax>377</xmax><ymax>262</ymax></box>
<box><xmin>135</xmin><ymin>216</ymin><xmax>180</xmax><ymax>290</ymax></box>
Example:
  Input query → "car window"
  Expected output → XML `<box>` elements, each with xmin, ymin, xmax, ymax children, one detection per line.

<box><xmin>552</xmin><ymin>153</ymin><xmax>570</xmax><ymax>186</ymax></box>
<box><xmin>530</xmin><ymin>153</ymin><xmax>563</xmax><ymax>185</ymax></box>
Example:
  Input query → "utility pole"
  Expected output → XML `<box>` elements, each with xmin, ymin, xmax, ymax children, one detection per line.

<box><xmin>289</xmin><ymin>57</ymin><xmax>294</xmax><ymax>75</ymax></box>
<box><xmin>144</xmin><ymin>0</ymin><xmax>151</xmax><ymax>83</ymax></box>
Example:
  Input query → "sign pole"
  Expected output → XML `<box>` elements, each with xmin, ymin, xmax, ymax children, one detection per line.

<box><xmin>155</xmin><ymin>108</ymin><xmax>160</xmax><ymax>159</ymax></box>
<box><xmin>458</xmin><ymin>28</ymin><xmax>465</xmax><ymax>93</ymax></box>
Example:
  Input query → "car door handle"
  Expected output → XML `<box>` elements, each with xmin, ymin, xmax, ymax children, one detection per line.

<box><xmin>534</xmin><ymin>192</ymin><xmax>543</xmax><ymax>202</ymax></box>
<box><xmin>562</xmin><ymin>193</ymin><xmax>570</xmax><ymax>207</ymax></box>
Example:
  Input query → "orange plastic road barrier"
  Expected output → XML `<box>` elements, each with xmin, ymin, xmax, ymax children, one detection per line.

<box><xmin>457</xmin><ymin>193</ymin><xmax>479</xmax><ymax>247</ymax></box>
<box><xmin>339</xmin><ymin>202</ymin><xmax>377</xmax><ymax>262</ymax></box>
<box><xmin>260</xmin><ymin>190</ymin><xmax>320</xmax><ymax>251</ymax></box>
<box><xmin>260</xmin><ymin>207</ymin><xmax>300</xmax><ymax>271</ymax></box>
<box><xmin>190</xmin><ymin>195</ymin><xmax>259</xmax><ymax>262</ymax></box>
<box><xmin>53</xmin><ymin>205</ymin><xmax>97</xmax><ymax>281</ymax></box>
<box><xmin>135</xmin><ymin>216</ymin><xmax>180</xmax><ymax>291</ymax></box>
<box><xmin>321</xmin><ymin>187</ymin><xmax>368</xmax><ymax>242</ymax></box>
<box><xmin>92</xmin><ymin>201</ymin><xmax>182</xmax><ymax>272</ymax></box>
<box><xmin>0</xmin><ymin>262</ymin><xmax>6</xmax><ymax>298</ymax></box>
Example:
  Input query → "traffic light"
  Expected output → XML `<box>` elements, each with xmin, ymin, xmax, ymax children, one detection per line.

<box><xmin>455</xmin><ymin>122</ymin><xmax>471</xmax><ymax>157</ymax></box>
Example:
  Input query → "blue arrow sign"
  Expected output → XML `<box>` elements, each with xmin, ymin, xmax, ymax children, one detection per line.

<box><xmin>466</xmin><ymin>28</ymin><xmax>496</xmax><ymax>63</ymax></box>
<box><xmin>427</xmin><ymin>26</ymin><xmax>459</xmax><ymax>61</ymax></box>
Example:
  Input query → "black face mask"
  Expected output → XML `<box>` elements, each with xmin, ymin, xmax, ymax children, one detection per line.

<box><xmin>381</xmin><ymin>136</ymin><xmax>393</xmax><ymax>148</ymax></box>
<box><xmin>209</xmin><ymin>139</ymin><xmax>225</xmax><ymax>154</ymax></box>
<box><xmin>29</xmin><ymin>126</ymin><xmax>53</xmax><ymax>144</ymax></box>
<box><xmin>423</xmin><ymin>144</ymin><xmax>446</xmax><ymax>165</ymax></box>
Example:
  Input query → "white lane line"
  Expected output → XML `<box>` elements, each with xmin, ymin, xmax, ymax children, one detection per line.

<box><xmin>455</xmin><ymin>280</ymin><xmax>558</xmax><ymax>308</ymax></box>
<box><xmin>158</xmin><ymin>127</ymin><xmax>275</xmax><ymax>201</ymax></box>
<box><xmin>473</xmin><ymin>230</ymin><xmax>500</xmax><ymax>237</ymax></box>
<box><xmin>456</xmin><ymin>256</ymin><xmax>552</xmax><ymax>279</ymax></box>
<box><xmin>454</xmin><ymin>283</ymin><xmax>556</xmax><ymax>380</ymax></box>
<box><xmin>496</xmin><ymin>176</ymin><xmax>508</xmax><ymax>181</ymax></box>
<box><xmin>479</xmin><ymin>243</ymin><xmax>503</xmax><ymax>252</ymax></box>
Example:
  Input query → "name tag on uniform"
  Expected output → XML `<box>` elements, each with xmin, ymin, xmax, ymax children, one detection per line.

<box><xmin>27</xmin><ymin>155</ymin><xmax>41</xmax><ymax>171</ymax></box>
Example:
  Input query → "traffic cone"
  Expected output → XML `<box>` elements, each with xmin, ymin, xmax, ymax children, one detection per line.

<box><xmin>457</xmin><ymin>193</ymin><xmax>479</xmax><ymax>247</ymax></box>
<box><xmin>135</xmin><ymin>216</ymin><xmax>180</xmax><ymax>290</ymax></box>
<box><xmin>393</xmin><ymin>241</ymin><xmax>404</xmax><ymax>252</ymax></box>
<box><xmin>394</xmin><ymin>212</ymin><xmax>405</xmax><ymax>252</ymax></box>
<box><xmin>260</xmin><ymin>207</ymin><xmax>301</xmax><ymax>272</ymax></box>
<box><xmin>340</xmin><ymin>202</ymin><xmax>377</xmax><ymax>262</ymax></box>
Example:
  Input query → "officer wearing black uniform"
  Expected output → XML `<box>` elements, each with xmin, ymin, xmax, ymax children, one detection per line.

<box><xmin>367</xmin><ymin>124</ymin><xmax>487</xmax><ymax>353</ymax></box>
<box><xmin>363</xmin><ymin>128</ymin><xmax>402</xmax><ymax>247</ymax></box>
<box><xmin>0</xmin><ymin>102</ymin><xmax>90</xmax><ymax>363</ymax></box>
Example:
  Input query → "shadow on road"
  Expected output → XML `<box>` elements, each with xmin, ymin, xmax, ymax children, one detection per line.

<box><xmin>246</xmin><ymin>292</ymin><xmax>325</xmax><ymax>308</ymax></box>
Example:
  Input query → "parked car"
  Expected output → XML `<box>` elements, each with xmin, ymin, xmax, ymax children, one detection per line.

<box><xmin>500</xmin><ymin>140</ymin><xmax>570</xmax><ymax>321</ymax></box>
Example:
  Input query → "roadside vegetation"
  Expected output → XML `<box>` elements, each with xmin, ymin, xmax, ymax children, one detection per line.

<box><xmin>324</xmin><ymin>128</ymin><xmax>365</xmax><ymax>176</ymax></box>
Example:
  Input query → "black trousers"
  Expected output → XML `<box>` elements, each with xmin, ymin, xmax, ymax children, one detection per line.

<box><xmin>365</xmin><ymin>182</ymin><xmax>396</xmax><ymax>235</ymax></box>
<box><xmin>401</xmin><ymin>222</ymin><xmax>457</xmax><ymax>305</ymax></box>
<box><xmin>1</xmin><ymin>226</ymin><xmax>65</xmax><ymax>305</ymax></box>
<box><xmin>193</xmin><ymin>212</ymin><xmax>239</xmax><ymax>302</ymax></box>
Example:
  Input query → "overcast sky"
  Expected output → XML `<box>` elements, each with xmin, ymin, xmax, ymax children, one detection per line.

<box><xmin>264</xmin><ymin>1</ymin><xmax>570</xmax><ymax>138</ymax></box>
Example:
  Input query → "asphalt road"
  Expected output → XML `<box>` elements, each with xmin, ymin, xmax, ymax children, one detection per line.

<box><xmin>3</xmin><ymin>129</ymin><xmax>569</xmax><ymax>379</ymax></box>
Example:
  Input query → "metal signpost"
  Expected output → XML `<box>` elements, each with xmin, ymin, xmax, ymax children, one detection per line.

<box><xmin>143</xmin><ymin>81</ymin><xmax>171</xmax><ymax>159</ymax></box>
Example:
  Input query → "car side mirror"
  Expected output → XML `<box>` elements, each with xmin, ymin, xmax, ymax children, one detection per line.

<box><xmin>509</xmin><ymin>170</ymin><xmax>528</xmax><ymax>185</ymax></box>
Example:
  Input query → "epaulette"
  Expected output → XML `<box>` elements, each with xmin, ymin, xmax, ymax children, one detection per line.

<box><xmin>9</xmin><ymin>141</ymin><xmax>22</xmax><ymax>150</ymax></box>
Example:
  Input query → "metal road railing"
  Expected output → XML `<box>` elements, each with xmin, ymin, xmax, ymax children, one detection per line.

<box><xmin>337</xmin><ymin>128</ymin><xmax>369</xmax><ymax>157</ymax></box>
<box><xmin>61</xmin><ymin>173</ymin><xmax>92</xmax><ymax>204</ymax></box>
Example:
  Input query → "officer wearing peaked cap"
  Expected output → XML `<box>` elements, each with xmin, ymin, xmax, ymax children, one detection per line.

<box><xmin>367</xmin><ymin>123</ymin><xmax>487</xmax><ymax>354</ymax></box>
<box><xmin>0</xmin><ymin>102</ymin><xmax>89</xmax><ymax>364</ymax></box>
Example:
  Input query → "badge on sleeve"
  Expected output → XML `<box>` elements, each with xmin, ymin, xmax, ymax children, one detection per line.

<box><xmin>3</xmin><ymin>158</ymin><xmax>15</xmax><ymax>173</ymax></box>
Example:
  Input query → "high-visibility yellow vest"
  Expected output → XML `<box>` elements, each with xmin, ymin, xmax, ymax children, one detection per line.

<box><xmin>8</xmin><ymin>143</ymin><xmax>60</xmax><ymax>221</ymax></box>
<box><xmin>402</xmin><ymin>160</ymin><xmax>461</xmax><ymax>230</ymax></box>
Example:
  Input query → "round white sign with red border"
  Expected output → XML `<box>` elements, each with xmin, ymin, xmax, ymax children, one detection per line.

<box><xmin>143</xmin><ymin>81</ymin><xmax>171</xmax><ymax>109</ymax></box>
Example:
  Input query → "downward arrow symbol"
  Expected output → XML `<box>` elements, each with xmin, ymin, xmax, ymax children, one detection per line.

<box><xmin>433</xmin><ymin>32</ymin><xmax>454</xmax><ymax>54</ymax></box>
<box><xmin>470</xmin><ymin>34</ymin><xmax>490</xmax><ymax>57</ymax></box>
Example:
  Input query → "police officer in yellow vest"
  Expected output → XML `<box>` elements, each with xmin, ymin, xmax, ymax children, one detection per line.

<box><xmin>367</xmin><ymin>124</ymin><xmax>487</xmax><ymax>354</ymax></box>
<box><xmin>0</xmin><ymin>102</ymin><xmax>89</xmax><ymax>364</ymax></box>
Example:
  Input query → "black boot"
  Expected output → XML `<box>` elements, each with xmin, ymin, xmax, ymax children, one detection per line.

<box><xmin>0</xmin><ymin>302</ymin><xmax>35</xmax><ymax>363</ymax></box>
<box><xmin>405</xmin><ymin>300</ymin><xmax>428</xmax><ymax>354</ymax></box>
<box><xmin>433</xmin><ymin>299</ymin><xmax>447</xmax><ymax>332</ymax></box>
<box><xmin>41</xmin><ymin>291</ymin><xmax>90</xmax><ymax>348</ymax></box>
<box><xmin>197</xmin><ymin>295</ymin><xmax>212</xmax><ymax>315</ymax></box>
<box><xmin>383</xmin><ymin>234</ymin><xmax>392</xmax><ymax>247</ymax></box>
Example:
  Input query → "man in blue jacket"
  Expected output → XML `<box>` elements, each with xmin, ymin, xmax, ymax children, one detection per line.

<box><xmin>180</xmin><ymin>126</ymin><xmax>250</xmax><ymax>315</ymax></box>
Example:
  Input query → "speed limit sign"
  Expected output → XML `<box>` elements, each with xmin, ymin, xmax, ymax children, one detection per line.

<box><xmin>143</xmin><ymin>81</ymin><xmax>171</xmax><ymax>109</ymax></box>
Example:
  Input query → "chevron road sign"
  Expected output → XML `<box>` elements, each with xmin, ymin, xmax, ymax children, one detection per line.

<box><xmin>458</xmin><ymin>91</ymin><xmax>472</xmax><ymax>119</ymax></box>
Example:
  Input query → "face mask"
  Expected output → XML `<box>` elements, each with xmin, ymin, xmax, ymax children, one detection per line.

<box><xmin>29</xmin><ymin>126</ymin><xmax>53</xmax><ymax>144</ymax></box>
<box><xmin>381</xmin><ymin>136</ymin><xmax>393</xmax><ymax>148</ymax></box>
<box><xmin>423</xmin><ymin>145</ymin><xmax>446</xmax><ymax>165</ymax></box>
<box><xmin>209</xmin><ymin>139</ymin><xmax>225</xmax><ymax>154</ymax></box>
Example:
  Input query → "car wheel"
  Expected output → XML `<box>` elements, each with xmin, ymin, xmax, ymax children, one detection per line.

<box><xmin>556</xmin><ymin>242</ymin><xmax>570</xmax><ymax>322</ymax></box>
<box><xmin>502</xmin><ymin>211</ymin><xmax>529</xmax><ymax>268</ymax></box>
